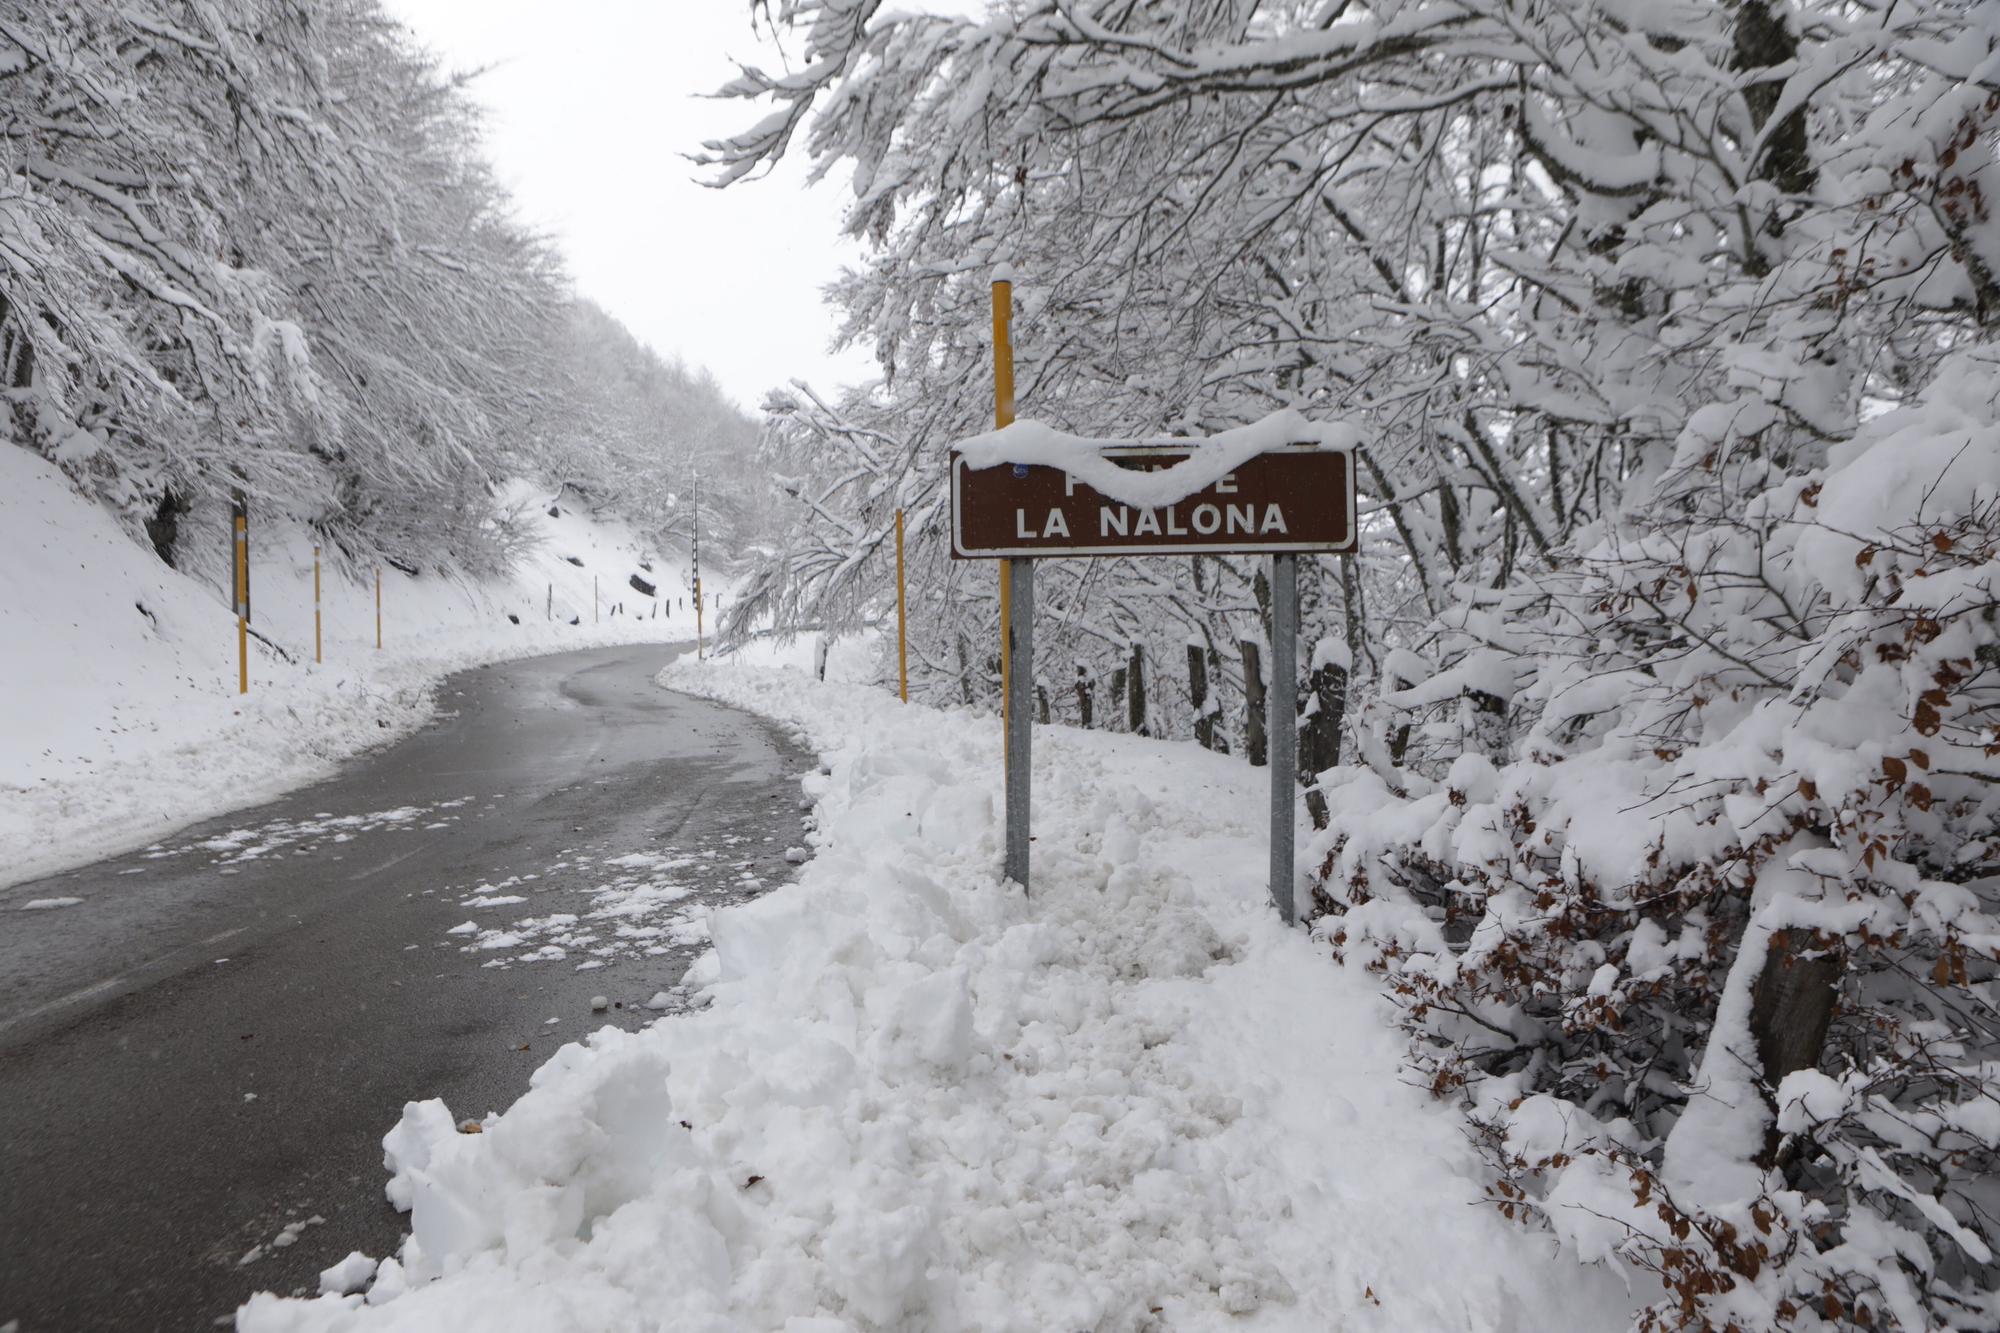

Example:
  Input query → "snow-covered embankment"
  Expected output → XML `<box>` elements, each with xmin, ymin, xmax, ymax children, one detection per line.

<box><xmin>1</xmin><ymin>444</ymin><xmax>703</xmax><ymax>888</ymax></box>
<box><xmin>239</xmin><ymin>654</ymin><xmax>1636</xmax><ymax>1331</ymax></box>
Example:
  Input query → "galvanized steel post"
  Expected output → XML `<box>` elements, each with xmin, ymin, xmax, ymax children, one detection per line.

<box><xmin>1269</xmin><ymin>553</ymin><xmax>1298</xmax><ymax>924</ymax></box>
<box><xmin>991</xmin><ymin>270</ymin><xmax>1033</xmax><ymax>889</ymax></box>
<box><xmin>1004</xmin><ymin>557</ymin><xmax>1034</xmax><ymax>888</ymax></box>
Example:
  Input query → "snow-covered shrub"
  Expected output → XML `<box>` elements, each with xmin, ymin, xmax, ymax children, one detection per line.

<box><xmin>1310</xmin><ymin>353</ymin><xmax>2000</xmax><ymax>1329</ymax></box>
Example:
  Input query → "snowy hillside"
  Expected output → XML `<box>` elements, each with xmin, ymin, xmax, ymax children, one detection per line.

<box><xmin>237</xmin><ymin>653</ymin><xmax>1641</xmax><ymax>1331</ymax></box>
<box><xmin>0</xmin><ymin>445</ymin><xmax>721</xmax><ymax>888</ymax></box>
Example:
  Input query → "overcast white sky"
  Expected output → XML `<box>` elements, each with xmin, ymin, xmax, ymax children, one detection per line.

<box><xmin>380</xmin><ymin>0</ymin><xmax>875</xmax><ymax>411</ymax></box>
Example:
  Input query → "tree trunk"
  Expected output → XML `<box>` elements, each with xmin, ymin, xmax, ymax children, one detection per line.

<box><xmin>1300</xmin><ymin>648</ymin><xmax>1347</xmax><ymax>829</ymax></box>
<box><xmin>1241</xmin><ymin>639</ymin><xmax>1267</xmax><ymax>767</ymax></box>
<box><xmin>1385</xmin><ymin>661</ymin><xmax>1415</xmax><ymax>767</ymax></box>
<box><xmin>146</xmin><ymin>489</ymin><xmax>187</xmax><ymax>568</ymax></box>
<box><xmin>1127</xmin><ymin>642</ymin><xmax>1147</xmax><ymax>737</ymax></box>
<box><xmin>1751</xmin><ymin>930</ymin><xmax>1842</xmax><ymax>1166</ymax></box>
<box><xmin>1732</xmin><ymin>0</ymin><xmax>1815</xmax><ymax>197</ymax></box>
<box><xmin>1466</xmin><ymin>688</ymin><xmax>1508</xmax><ymax>762</ymax></box>
<box><xmin>1189</xmin><ymin>643</ymin><xmax>1218</xmax><ymax>751</ymax></box>
<box><xmin>1075</xmin><ymin>665</ymin><xmax>1094</xmax><ymax>728</ymax></box>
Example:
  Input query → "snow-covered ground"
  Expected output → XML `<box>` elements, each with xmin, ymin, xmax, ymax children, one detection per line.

<box><xmin>0</xmin><ymin>446</ymin><xmax>733</xmax><ymax>888</ymax></box>
<box><xmin>238</xmin><ymin>653</ymin><xmax>1639</xmax><ymax>1331</ymax></box>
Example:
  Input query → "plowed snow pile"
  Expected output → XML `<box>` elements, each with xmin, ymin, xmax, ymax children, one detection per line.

<box><xmin>239</xmin><ymin>657</ymin><xmax>1636</xmax><ymax>1332</ymax></box>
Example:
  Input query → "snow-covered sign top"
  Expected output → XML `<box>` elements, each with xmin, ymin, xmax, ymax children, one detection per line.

<box><xmin>950</xmin><ymin>410</ymin><xmax>1357</xmax><ymax>559</ymax></box>
<box><xmin>954</xmin><ymin>409</ymin><xmax>1356</xmax><ymax>510</ymax></box>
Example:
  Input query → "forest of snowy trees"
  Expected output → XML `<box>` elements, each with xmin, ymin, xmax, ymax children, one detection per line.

<box><xmin>716</xmin><ymin>0</ymin><xmax>2000</xmax><ymax>1327</ymax></box>
<box><xmin>0</xmin><ymin>0</ymin><xmax>756</xmax><ymax>578</ymax></box>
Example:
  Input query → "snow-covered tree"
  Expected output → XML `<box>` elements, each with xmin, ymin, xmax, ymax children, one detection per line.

<box><xmin>715</xmin><ymin>0</ymin><xmax>2000</xmax><ymax>1323</ymax></box>
<box><xmin>1</xmin><ymin>1</ymin><xmax>760</xmax><ymax>581</ymax></box>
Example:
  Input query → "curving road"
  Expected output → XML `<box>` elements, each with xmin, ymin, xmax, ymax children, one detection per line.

<box><xmin>0</xmin><ymin>644</ymin><xmax>809</xmax><ymax>1332</ymax></box>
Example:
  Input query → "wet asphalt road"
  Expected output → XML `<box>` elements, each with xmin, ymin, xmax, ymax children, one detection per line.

<box><xmin>0</xmin><ymin>643</ymin><xmax>811</xmax><ymax>1332</ymax></box>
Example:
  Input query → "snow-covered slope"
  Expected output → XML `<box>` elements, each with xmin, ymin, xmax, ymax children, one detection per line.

<box><xmin>0</xmin><ymin>445</ymin><xmax>719</xmax><ymax>887</ymax></box>
<box><xmin>237</xmin><ymin>654</ymin><xmax>1639</xmax><ymax>1332</ymax></box>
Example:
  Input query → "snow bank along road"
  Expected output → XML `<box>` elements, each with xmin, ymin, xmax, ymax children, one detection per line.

<box><xmin>0</xmin><ymin>644</ymin><xmax>809</xmax><ymax>1332</ymax></box>
<box><xmin>240</xmin><ymin>657</ymin><xmax>1639</xmax><ymax>1333</ymax></box>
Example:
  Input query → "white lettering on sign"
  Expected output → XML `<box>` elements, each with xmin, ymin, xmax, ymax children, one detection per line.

<box><xmin>1075</xmin><ymin>499</ymin><xmax>1298</xmax><ymax>544</ymax></box>
<box><xmin>1018</xmin><ymin>508</ymin><xmax>1074</xmax><ymax>539</ymax></box>
<box><xmin>1216</xmin><ymin>473</ymin><xmax>1237</xmax><ymax>494</ymax></box>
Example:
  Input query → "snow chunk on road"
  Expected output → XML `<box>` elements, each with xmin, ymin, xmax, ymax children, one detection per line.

<box><xmin>18</xmin><ymin>897</ymin><xmax>83</xmax><ymax>910</ymax></box>
<box><xmin>240</xmin><ymin>659</ymin><xmax>1633</xmax><ymax>1332</ymax></box>
<box><xmin>319</xmin><ymin>1251</ymin><xmax>375</xmax><ymax>1297</ymax></box>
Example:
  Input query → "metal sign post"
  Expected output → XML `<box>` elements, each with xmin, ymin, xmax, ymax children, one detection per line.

<box><xmin>1269</xmin><ymin>553</ymin><xmax>1298</xmax><ymax>924</ymax></box>
<box><xmin>991</xmin><ymin>274</ymin><xmax>1033</xmax><ymax>889</ymax></box>
<box><xmin>1004</xmin><ymin>558</ymin><xmax>1033</xmax><ymax>885</ymax></box>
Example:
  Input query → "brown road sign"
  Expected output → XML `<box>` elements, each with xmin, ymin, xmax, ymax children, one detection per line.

<box><xmin>950</xmin><ymin>445</ymin><xmax>1354</xmax><ymax>558</ymax></box>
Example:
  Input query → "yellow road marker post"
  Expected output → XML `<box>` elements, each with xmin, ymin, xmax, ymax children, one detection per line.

<box><xmin>234</xmin><ymin>511</ymin><xmax>249</xmax><ymax>694</ymax></box>
<box><xmin>993</xmin><ymin>276</ymin><xmax>1015</xmax><ymax>764</ymax></box>
<box><xmin>895</xmin><ymin>508</ymin><xmax>909</xmax><ymax>702</ymax></box>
